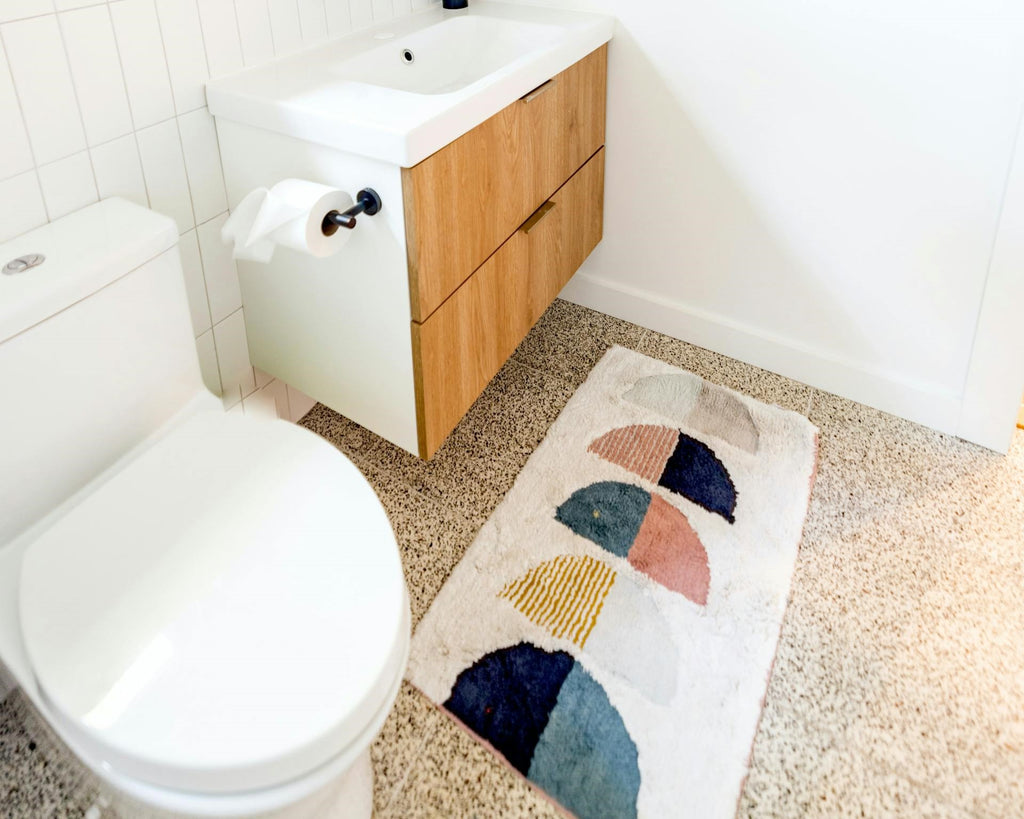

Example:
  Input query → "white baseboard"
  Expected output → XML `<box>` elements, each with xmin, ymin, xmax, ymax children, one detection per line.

<box><xmin>561</xmin><ymin>272</ymin><xmax>964</xmax><ymax>435</ymax></box>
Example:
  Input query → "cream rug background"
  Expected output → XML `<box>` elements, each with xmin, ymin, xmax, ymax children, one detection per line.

<box><xmin>408</xmin><ymin>346</ymin><xmax>818</xmax><ymax>817</ymax></box>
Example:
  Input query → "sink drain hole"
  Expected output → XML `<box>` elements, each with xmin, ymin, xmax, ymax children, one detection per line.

<box><xmin>401</xmin><ymin>48</ymin><xmax>415</xmax><ymax>64</ymax></box>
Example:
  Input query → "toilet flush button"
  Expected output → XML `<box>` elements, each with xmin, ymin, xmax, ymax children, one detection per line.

<box><xmin>3</xmin><ymin>253</ymin><xmax>45</xmax><ymax>275</ymax></box>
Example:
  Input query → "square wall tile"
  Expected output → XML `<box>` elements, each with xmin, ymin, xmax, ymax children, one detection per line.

<box><xmin>212</xmin><ymin>308</ymin><xmax>256</xmax><ymax>402</ymax></box>
<box><xmin>297</xmin><ymin>0</ymin><xmax>327</xmax><ymax>45</ymax></box>
<box><xmin>196</xmin><ymin>212</ymin><xmax>240</xmax><ymax>323</ymax></box>
<box><xmin>90</xmin><ymin>134</ymin><xmax>148</xmax><ymax>207</ymax></box>
<box><xmin>37</xmin><ymin>151</ymin><xmax>98</xmax><ymax>219</ymax></box>
<box><xmin>267</xmin><ymin>0</ymin><xmax>303</xmax><ymax>56</ymax></box>
<box><xmin>234</xmin><ymin>0</ymin><xmax>274</xmax><ymax>65</ymax></box>
<box><xmin>0</xmin><ymin>1</ymin><xmax>54</xmax><ymax>25</ymax></box>
<box><xmin>371</xmin><ymin>0</ymin><xmax>392</xmax><ymax>23</ymax></box>
<box><xmin>197</xmin><ymin>0</ymin><xmax>244</xmax><ymax>78</ymax></box>
<box><xmin>54</xmin><ymin>0</ymin><xmax>97</xmax><ymax>9</ymax></box>
<box><xmin>0</xmin><ymin>44</ymin><xmax>32</xmax><ymax>180</ymax></box>
<box><xmin>178</xmin><ymin>108</ymin><xmax>227</xmax><ymax>223</ymax></box>
<box><xmin>60</xmin><ymin>5</ymin><xmax>133</xmax><ymax>146</ymax></box>
<box><xmin>195</xmin><ymin>328</ymin><xmax>222</xmax><ymax>395</ymax></box>
<box><xmin>110</xmin><ymin>0</ymin><xmax>175</xmax><ymax>129</ymax></box>
<box><xmin>393</xmin><ymin>0</ymin><xmax>412</xmax><ymax>16</ymax></box>
<box><xmin>136</xmin><ymin>118</ymin><xmax>194</xmax><ymax>232</ymax></box>
<box><xmin>2</xmin><ymin>14</ymin><xmax>86</xmax><ymax>164</ymax></box>
<box><xmin>0</xmin><ymin>171</ymin><xmax>47</xmax><ymax>242</ymax></box>
<box><xmin>155</xmin><ymin>0</ymin><xmax>209</xmax><ymax>113</ymax></box>
<box><xmin>178</xmin><ymin>228</ymin><xmax>212</xmax><ymax>335</ymax></box>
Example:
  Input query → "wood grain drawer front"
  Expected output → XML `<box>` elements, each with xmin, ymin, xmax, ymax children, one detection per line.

<box><xmin>522</xmin><ymin>147</ymin><xmax>605</xmax><ymax>321</ymax></box>
<box><xmin>413</xmin><ymin>148</ymin><xmax>606</xmax><ymax>459</ymax></box>
<box><xmin>413</xmin><ymin>232</ymin><xmax>531</xmax><ymax>458</ymax></box>
<box><xmin>403</xmin><ymin>45</ymin><xmax>607</xmax><ymax>322</ymax></box>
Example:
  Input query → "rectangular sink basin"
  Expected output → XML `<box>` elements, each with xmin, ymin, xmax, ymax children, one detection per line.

<box><xmin>206</xmin><ymin>1</ymin><xmax>613</xmax><ymax>167</ymax></box>
<box><xmin>337</xmin><ymin>15</ymin><xmax>563</xmax><ymax>96</ymax></box>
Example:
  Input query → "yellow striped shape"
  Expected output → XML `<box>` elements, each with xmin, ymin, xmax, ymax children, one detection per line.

<box><xmin>499</xmin><ymin>555</ymin><xmax>616</xmax><ymax>648</ymax></box>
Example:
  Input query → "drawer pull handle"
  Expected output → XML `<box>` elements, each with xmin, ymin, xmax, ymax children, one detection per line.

<box><xmin>520</xmin><ymin>201</ymin><xmax>557</xmax><ymax>234</ymax></box>
<box><xmin>520</xmin><ymin>79</ymin><xmax>556</xmax><ymax>103</ymax></box>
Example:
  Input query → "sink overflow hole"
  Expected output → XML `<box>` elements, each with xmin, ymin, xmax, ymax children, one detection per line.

<box><xmin>401</xmin><ymin>48</ymin><xmax>415</xmax><ymax>64</ymax></box>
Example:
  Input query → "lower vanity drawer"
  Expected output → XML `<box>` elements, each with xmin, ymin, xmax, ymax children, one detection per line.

<box><xmin>412</xmin><ymin>148</ymin><xmax>605</xmax><ymax>458</ymax></box>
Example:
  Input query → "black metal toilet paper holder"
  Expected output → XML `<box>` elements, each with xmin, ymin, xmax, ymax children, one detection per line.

<box><xmin>321</xmin><ymin>188</ymin><xmax>383</xmax><ymax>236</ymax></box>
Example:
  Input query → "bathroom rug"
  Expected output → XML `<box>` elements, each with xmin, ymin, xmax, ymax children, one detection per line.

<box><xmin>407</xmin><ymin>346</ymin><xmax>818</xmax><ymax>818</ymax></box>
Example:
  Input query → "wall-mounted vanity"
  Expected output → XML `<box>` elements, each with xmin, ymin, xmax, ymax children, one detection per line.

<box><xmin>208</xmin><ymin>1</ymin><xmax>613</xmax><ymax>458</ymax></box>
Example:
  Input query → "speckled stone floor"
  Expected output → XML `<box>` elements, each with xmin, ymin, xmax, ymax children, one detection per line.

<box><xmin>2</xmin><ymin>299</ymin><xmax>1023</xmax><ymax>818</ymax></box>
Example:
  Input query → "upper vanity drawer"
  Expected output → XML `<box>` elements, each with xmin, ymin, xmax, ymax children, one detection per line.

<box><xmin>402</xmin><ymin>45</ymin><xmax>607</xmax><ymax>322</ymax></box>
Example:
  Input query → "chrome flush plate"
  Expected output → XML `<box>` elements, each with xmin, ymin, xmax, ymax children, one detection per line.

<box><xmin>3</xmin><ymin>254</ymin><xmax>45</xmax><ymax>275</ymax></box>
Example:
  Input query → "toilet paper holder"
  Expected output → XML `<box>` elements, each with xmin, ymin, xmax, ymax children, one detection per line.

<box><xmin>321</xmin><ymin>188</ymin><xmax>383</xmax><ymax>235</ymax></box>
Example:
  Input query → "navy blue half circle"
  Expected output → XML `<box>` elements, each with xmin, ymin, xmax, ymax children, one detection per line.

<box><xmin>660</xmin><ymin>433</ymin><xmax>737</xmax><ymax>523</ymax></box>
<box><xmin>528</xmin><ymin>662</ymin><xmax>641</xmax><ymax>819</ymax></box>
<box><xmin>554</xmin><ymin>481</ymin><xmax>652</xmax><ymax>557</ymax></box>
<box><xmin>443</xmin><ymin>643</ymin><xmax>574</xmax><ymax>774</ymax></box>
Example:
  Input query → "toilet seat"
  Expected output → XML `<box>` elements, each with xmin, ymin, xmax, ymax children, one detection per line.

<box><xmin>18</xmin><ymin>411</ymin><xmax>408</xmax><ymax>797</ymax></box>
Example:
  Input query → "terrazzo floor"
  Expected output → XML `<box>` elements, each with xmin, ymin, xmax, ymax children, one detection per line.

<box><xmin>2</xmin><ymin>299</ymin><xmax>1023</xmax><ymax>818</ymax></box>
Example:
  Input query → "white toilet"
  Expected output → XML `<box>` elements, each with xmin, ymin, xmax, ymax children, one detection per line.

<box><xmin>0</xmin><ymin>198</ymin><xmax>410</xmax><ymax>818</ymax></box>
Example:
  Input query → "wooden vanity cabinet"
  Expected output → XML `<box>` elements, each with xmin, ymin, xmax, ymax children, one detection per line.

<box><xmin>404</xmin><ymin>45</ymin><xmax>608</xmax><ymax>458</ymax></box>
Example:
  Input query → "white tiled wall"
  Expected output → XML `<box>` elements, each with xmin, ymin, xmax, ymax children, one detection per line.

<box><xmin>0</xmin><ymin>0</ymin><xmax>433</xmax><ymax>425</ymax></box>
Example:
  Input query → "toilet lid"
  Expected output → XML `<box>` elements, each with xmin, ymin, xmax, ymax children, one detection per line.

<box><xmin>18</xmin><ymin>411</ymin><xmax>408</xmax><ymax>795</ymax></box>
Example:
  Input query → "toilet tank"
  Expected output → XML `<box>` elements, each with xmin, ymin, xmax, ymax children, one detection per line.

<box><xmin>0</xmin><ymin>198</ymin><xmax>208</xmax><ymax>546</ymax></box>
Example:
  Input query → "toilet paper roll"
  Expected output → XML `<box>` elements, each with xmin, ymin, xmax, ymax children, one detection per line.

<box><xmin>221</xmin><ymin>179</ymin><xmax>355</xmax><ymax>263</ymax></box>
<box><xmin>222</xmin><ymin>189</ymin><xmax>276</xmax><ymax>263</ymax></box>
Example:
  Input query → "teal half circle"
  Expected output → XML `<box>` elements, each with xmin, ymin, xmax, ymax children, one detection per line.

<box><xmin>554</xmin><ymin>481</ymin><xmax>651</xmax><ymax>557</ymax></box>
<box><xmin>529</xmin><ymin>661</ymin><xmax>641</xmax><ymax>819</ymax></box>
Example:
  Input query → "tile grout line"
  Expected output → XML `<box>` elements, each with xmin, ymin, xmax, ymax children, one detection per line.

<box><xmin>264</xmin><ymin>0</ymin><xmax>280</xmax><ymax>57</ymax></box>
<box><xmin>292</xmin><ymin>0</ymin><xmax>303</xmax><ymax>42</ymax></box>
<box><xmin>101</xmin><ymin>0</ymin><xmax>153</xmax><ymax>212</ymax></box>
<box><xmin>187</xmin><ymin>0</ymin><xmax>213</xmax><ymax>106</ymax></box>
<box><xmin>328</xmin><ymin>0</ymin><xmax>353</xmax><ymax>39</ymax></box>
<box><xmin>0</xmin><ymin>25</ymin><xmax>51</xmax><ymax>225</ymax></box>
<box><xmin>53</xmin><ymin>7</ymin><xmax>102</xmax><ymax>208</ymax></box>
<box><xmin>150</xmin><ymin>0</ymin><xmax>203</xmax><ymax>233</ymax></box>
<box><xmin>229</xmin><ymin>0</ymin><xmax>245</xmax><ymax>63</ymax></box>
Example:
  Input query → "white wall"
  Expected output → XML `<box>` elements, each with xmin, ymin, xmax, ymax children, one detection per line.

<box><xmin>0</xmin><ymin>0</ymin><xmax>430</xmax><ymax>425</ymax></box>
<box><xmin>554</xmin><ymin>0</ymin><xmax>1024</xmax><ymax>448</ymax></box>
<box><xmin>956</xmin><ymin>101</ymin><xmax>1024</xmax><ymax>449</ymax></box>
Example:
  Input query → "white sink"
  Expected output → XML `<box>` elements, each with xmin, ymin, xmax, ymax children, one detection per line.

<box><xmin>206</xmin><ymin>1</ymin><xmax>613</xmax><ymax>167</ymax></box>
<box><xmin>337</xmin><ymin>14</ymin><xmax>565</xmax><ymax>96</ymax></box>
